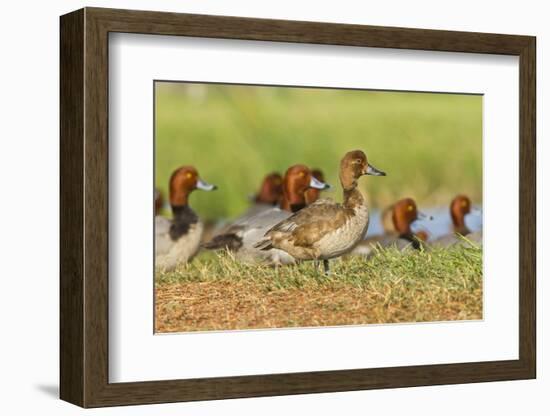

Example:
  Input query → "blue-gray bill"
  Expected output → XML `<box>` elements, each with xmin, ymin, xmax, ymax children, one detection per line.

<box><xmin>309</xmin><ymin>176</ymin><xmax>331</xmax><ymax>190</ymax></box>
<box><xmin>365</xmin><ymin>164</ymin><xmax>386</xmax><ymax>176</ymax></box>
<box><xmin>196</xmin><ymin>178</ymin><xmax>217</xmax><ymax>191</ymax></box>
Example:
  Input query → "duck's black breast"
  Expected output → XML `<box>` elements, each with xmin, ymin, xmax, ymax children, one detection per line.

<box><xmin>289</xmin><ymin>202</ymin><xmax>306</xmax><ymax>213</ymax></box>
<box><xmin>169</xmin><ymin>205</ymin><xmax>199</xmax><ymax>241</ymax></box>
<box><xmin>399</xmin><ymin>232</ymin><xmax>422</xmax><ymax>250</ymax></box>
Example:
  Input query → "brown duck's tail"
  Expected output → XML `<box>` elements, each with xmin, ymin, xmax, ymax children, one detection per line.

<box><xmin>202</xmin><ymin>233</ymin><xmax>243</xmax><ymax>251</ymax></box>
<box><xmin>253</xmin><ymin>238</ymin><xmax>273</xmax><ymax>251</ymax></box>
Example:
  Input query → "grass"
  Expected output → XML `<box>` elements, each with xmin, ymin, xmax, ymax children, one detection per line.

<box><xmin>155</xmin><ymin>83</ymin><xmax>482</xmax><ymax>221</ymax></box>
<box><xmin>155</xmin><ymin>244</ymin><xmax>482</xmax><ymax>333</ymax></box>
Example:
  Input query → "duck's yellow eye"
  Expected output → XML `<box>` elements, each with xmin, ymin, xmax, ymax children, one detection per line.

<box><xmin>186</xmin><ymin>172</ymin><xmax>193</xmax><ymax>179</ymax></box>
<box><xmin>299</xmin><ymin>171</ymin><xmax>306</xmax><ymax>177</ymax></box>
<box><xmin>407</xmin><ymin>205</ymin><xmax>414</xmax><ymax>212</ymax></box>
<box><xmin>461</xmin><ymin>201</ymin><xmax>467</xmax><ymax>207</ymax></box>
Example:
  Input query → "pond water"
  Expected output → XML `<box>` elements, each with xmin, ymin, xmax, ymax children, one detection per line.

<box><xmin>365</xmin><ymin>206</ymin><xmax>483</xmax><ymax>241</ymax></box>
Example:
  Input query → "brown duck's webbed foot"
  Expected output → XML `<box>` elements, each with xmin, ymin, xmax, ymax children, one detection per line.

<box><xmin>323</xmin><ymin>259</ymin><xmax>330</xmax><ymax>276</ymax></box>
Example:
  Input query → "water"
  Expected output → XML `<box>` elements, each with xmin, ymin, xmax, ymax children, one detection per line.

<box><xmin>365</xmin><ymin>206</ymin><xmax>483</xmax><ymax>241</ymax></box>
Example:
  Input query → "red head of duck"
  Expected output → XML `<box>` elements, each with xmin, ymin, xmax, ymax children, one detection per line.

<box><xmin>450</xmin><ymin>194</ymin><xmax>472</xmax><ymax>235</ymax></box>
<box><xmin>255</xmin><ymin>172</ymin><xmax>283</xmax><ymax>205</ymax></box>
<box><xmin>169</xmin><ymin>166</ymin><xmax>217</xmax><ymax>207</ymax></box>
<box><xmin>280</xmin><ymin>165</ymin><xmax>329</xmax><ymax>212</ymax></box>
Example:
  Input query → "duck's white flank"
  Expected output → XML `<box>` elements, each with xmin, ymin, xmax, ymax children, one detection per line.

<box><xmin>155</xmin><ymin>220</ymin><xmax>203</xmax><ymax>271</ymax></box>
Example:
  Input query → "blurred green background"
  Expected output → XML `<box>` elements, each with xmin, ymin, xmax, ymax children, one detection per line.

<box><xmin>155</xmin><ymin>82</ymin><xmax>482</xmax><ymax>221</ymax></box>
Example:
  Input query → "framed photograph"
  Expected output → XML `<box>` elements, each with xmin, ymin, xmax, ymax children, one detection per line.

<box><xmin>60</xmin><ymin>7</ymin><xmax>536</xmax><ymax>408</ymax></box>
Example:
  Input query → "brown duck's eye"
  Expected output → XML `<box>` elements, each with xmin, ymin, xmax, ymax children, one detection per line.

<box><xmin>298</xmin><ymin>171</ymin><xmax>306</xmax><ymax>177</ymax></box>
<box><xmin>186</xmin><ymin>172</ymin><xmax>193</xmax><ymax>179</ymax></box>
<box><xmin>356</xmin><ymin>159</ymin><xmax>361</xmax><ymax>163</ymax></box>
<box><xmin>461</xmin><ymin>200</ymin><xmax>467</xmax><ymax>207</ymax></box>
<box><xmin>407</xmin><ymin>205</ymin><xmax>414</xmax><ymax>212</ymax></box>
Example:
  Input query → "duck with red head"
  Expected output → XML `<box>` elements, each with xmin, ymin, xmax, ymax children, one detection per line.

<box><xmin>450</xmin><ymin>194</ymin><xmax>472</xmax><ymax>235</ymax></box>
<box><xmin>203</xmin><ymin>164</ymin><xmax>329</xmax><ymax>265</ymax></box>
<box><xmin>432</xmin><ymin>194</ymin><xmax>482</xmax><ymax>247</ymax></box>
<box><xmin>155</xmin><ymin>166</ymin><xmax>217</xmax><ymax>271</ymax></box>
<box><xmin>255</xmin><ymin>150</ymin><xmax>386</xmax><ymax>274</ymax></box>
<box><xmin>351</xmin><ymin>197</ymin><xmax>430</xmax><ymax>257</ymax></box>
<box><xmin>391</xmin><ymin>198</ymin><xmax>431</xmax><ymax>247</ymax></box>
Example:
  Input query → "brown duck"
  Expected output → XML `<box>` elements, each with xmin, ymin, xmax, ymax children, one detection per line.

<box><xmin>254</xmin><ymin>150</ymin><xmax>386</xmax><ymax>274</ymax></box>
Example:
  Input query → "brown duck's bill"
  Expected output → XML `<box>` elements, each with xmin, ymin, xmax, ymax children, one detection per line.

<box><xmin>365</xmin><ymin>164</ymin><xmax>386</xmax><ymax>176</ymax></box>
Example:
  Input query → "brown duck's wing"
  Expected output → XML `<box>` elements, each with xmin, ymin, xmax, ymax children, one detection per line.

<box><xmin>266</xmin><ymin>198</ymin><xmax>352</xmax><ymax>248</ymax></box>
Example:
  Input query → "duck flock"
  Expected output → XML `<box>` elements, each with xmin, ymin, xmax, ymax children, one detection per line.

<box><xmin>155</xmin><ymin>150</ymin><xmax>482</xmax><ymax>274</ymax></box>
